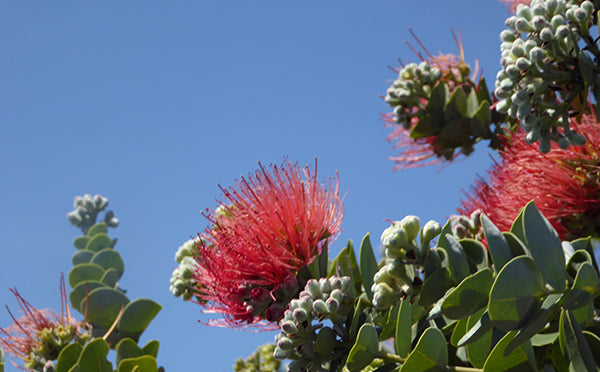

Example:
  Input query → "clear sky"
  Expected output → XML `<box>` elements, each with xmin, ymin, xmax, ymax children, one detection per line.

<box><xmin>0</xmin><ymin>2</ymin><xmax>509</xmax><ymax>371</ymax></box>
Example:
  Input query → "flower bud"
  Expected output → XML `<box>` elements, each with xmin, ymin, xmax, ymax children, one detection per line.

<box><xmin>319</xmin><ymin>278</ymin><xmax>332</xmax><ymax>294</ymax></box>
<box><xmin>531</xmin><ymin>3</ymin><xmax>546</xmax><ymax>16</ymax></box>
<box><xmin>273</xmin><ymin>346</ymin><xmax>290</xmax><ymax>360</ymax></box>
<box><xmin>500</xmin><ymin>30</ymin><xmax>516</xmax><ymax>42</ymax></box>
<box><xmin>312</xmin><ymin>299</ymin><xmax>329</xmax><ymax>315</ymax></box>
<box><xmin>326</xmin><ymin>298</ymin><xmax>339</xmax><ymax>313</ymax></box>
<box><xmin>401</xmin><ymin>215</ymin><xmax>420</xmax><ymax>241</ymax></box>
<box><xmin>540</xmin><ymin>27</ymin><xmax>554</xmax><ymax>42</ymax></box>
<box><xmin>539</xmin><ymin>137</ymin><xmax>551</xmax><ymax>154</ymax></box>
<box><xmin>292</xmin><ymin>308</ymin><xmax>308</xmax><ymax>322</ymax></box>
<box><xmin>516</xmin><ymin>4</ymin><xmax>532</xmax><ymax>20</ymax></box>
<box><xmin>506</xmin><ymin>16</ymin><xmax>518</xmax><ymax>30</ymax></box>
<box><xmin>568</xmin><ymin>132</ymin><xmax>586</xmax><ymax>146</ymax></box>
<box><xmin>525</xmin><ymin>127</ymin><xmax>541</xmax><ymax>143</ymax></box>
<box><xmin>305</xmin><ymin>279</ymin><xmax>321</xmax><ymax>299</ymax></box>
<box><xmin>555</xmin><ymin>25</ymin><xmax>570</xmax><ymax>39</ymax></box>
<box><xmin>546</xmin><ymin>0</ymin><xmax>558</xmax><ymax>15</ymax></box>
<box><xmin>422</xmin><ymin>220</ymin><xmax>442</xmax><ymax>242</ymax></box>
<box><xmin>531</xmin><ymin>15</ymin><xmax>547</xmax><ymax>31</ymax></box>
<box><xmin>277</xmin><ymin>336</ymin><xmax>294</xmax><ymax>351</ymax></box>
<box><xmin>330</xmin><ymin>288</ymin><xmax>344</xmax><ymax>303</ymax></box>
<box><xmin>281</xmin><ymin>320</ymin><xmax>299</xmax><ymax>335</ymax></box>
<box><xmin>529</xmin><ymin>47</ymin><xmax>545</xmax><ymax>63</ymax></box>
<box><xmin>515</xmin><ymin>57</ymin><xmax>531</xmax><ymax>71</ymax></box>
<box><xmin>558</xmin><ymin>136</ymin><xmax>570</xmax><ymax>149</ymax></box>
<box><xmin>515</xmin><ymin>18</ymin><xmax>533</xmax><ymax>32</ymax></box>
<box><xmin>582</xmin><ymin>1</ymin><xmax>594</xmax><ymax>15</ymax></box>
<box><xmin>574</xmin><ymin>8</ymin><xmax>589</xmax><ymax>23</ymax></box>
<box><xmin>381</xmin><ymin>223</ymin><xmax>408</xmax><ymax>250</ymax></box>
<box><xmin>372</xmin><ymin>282</ymin><xmax>396</xmax><ymax>309</ymax></box>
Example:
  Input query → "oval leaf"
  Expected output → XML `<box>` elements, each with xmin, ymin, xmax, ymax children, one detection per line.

<box><xmin>118</xmin><ymin>299</ymin><xmax>162</xmax><ymax>338</ymax></box>
<box><xmin>70</xmin><ymin>280</ymin><xmax>107</xmax><ymax>313</ymax></box>
<box><xmin>395</xmin><ymin>299</ymin><xmax>413</xmax><ymax>358</ymax></box>
<box><xmin>56</xmin><ymin>343</ymin><xmax>82</xmax><ymax>372</ymax></box>
<box><xmin>84</xmin><ymin>287</ymin><xmax>129</xmax><ymax>329</ymax></box>
<box><xmin>76</xmin><ymin>338</ymin><xmax>113</xmax><ymax>372</ymax></box>
<box><xmin>442</xmin><ymin>268</ymin><xmax>493</xmax><ymax>319</ymax></box>
<box><xmin>346</xmin><ymin>323</ymin><xmax>379</xmax><ymax>372</ymax></box>
<box><xmin>400</xmin><ymin>327</ymin><xmax>448</xmax><ymax>372</ymax></box>
<box><xmin>92</xmin><ymin>248</ymin><xmax>125</xmax><ymax>279</ymax></box>
<box><xmin>85</xmin><ymin>233</ymin><xmax>114</xmax><ymax>252</ymax></box>
<box><xmin>72</xmin><ymin>250</ymin><xmax>94</xmax><ymax>266</ymax></box>
<box><xmin>359</xmin><ymin>233</ymin><xmax>378</xmax><ymax>302</ymax></box>
<box><xmin>483</xmin><ymin>331</ymin><xmax>535</xmax><ymax>371</ymax></box>
<box><xmin>68</xmin><ymin>263</ymin><xmax>105</xmax><ymax>288</ymax></box>
<box><xmin>488</xmin><ymin>256</ymin><xmax>545</xmax><ymax>331</ymax></box>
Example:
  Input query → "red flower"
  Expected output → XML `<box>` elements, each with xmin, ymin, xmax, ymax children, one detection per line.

<box><xmin>191</xmin><ymin>159</ymin><xmax>344</xmax><ymax>327</ymax></box>
<box><xmin>0</xmin><ymin>275</ymin><xmax>90</xmax><ymax>370</ymax></box>
<box><xmin>459</xmin><ymin>114</ymin><xmax>600</xmax><ymax>240</ymax></box>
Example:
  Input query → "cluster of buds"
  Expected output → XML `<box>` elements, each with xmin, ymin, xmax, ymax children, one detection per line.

<box><xmin>449</xmin><ymin>210</ymin><xmax>484</xmax><ymax>241</ymax></box>
<box><xmin>66</xmin><ymin>194</ymin><xmax>118</xmax><ymax>233</ymax></box>
<box><xmin>373</xmin><ymin>216</ymin><xmax>441</xmax><ymax>310</ymax></box>
<box><xmin>495</xmin><ymin>0</ymin><xmax>594</xmax><ymax>152</ymax></box>
<box><xmin>169</xmin><ymin>238</ymin><xmax>201</xmax><ymax>301</ymax></box>
<box><xmin>384</xmin><ymin>62</ymin><xmax>443</xmax><ymax>129</ymax></box>
<box><xmin>273</xmin><ymin>276</ymin><xmax>351</xmax><ymax>371</ymax></box>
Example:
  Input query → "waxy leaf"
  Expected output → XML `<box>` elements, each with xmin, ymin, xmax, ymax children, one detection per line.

<box><xmin>56</xmin><ymin>343</ymin><xmax>82</xmax><ymax>372</ymax></box>
<box><xmin>509</xmin><ymin>207</ymin><xmax>526</xmax><ymax>244</ymax></box>
<box><xmin>329</xmin><ymin>240</ymin><xmax>362</xmax><ymax>295</ymax></box>
<box><xmin>458</xmin><ymin>310</ymin><xmax>494</xmax><ymax>347</ymax></box>
<box><xmin>483</xmin><ymin>331</ymin><xmax>536</xmax><ymax>371</ymax></box>
<box><xmin>117</xmin><ymin>355</ymin><xmax>158</xmax><ymax>372</ymax></box>
<box><xmin>72</xmin><ymin>250</ymin><xmax>94</xmax><ymax>266</ymax></box>
<box><xmin>101</xmin><ymin>268</ymin><xmax>119</xmax><ymax>288</ymax></box>
<box><xmin>522</xmin><ymin>201</ymin><xmax>566</xmax><ymax>291</ymax></box>
<box><xmin>395</xmin><ymin>298</ymin><xmax>413</xmax><ymax>358</ymax></box>
<box><xmin>563</xmin><ymin>262</ymin><xmax>600</xmax><ymax>310</ymax></box>
<box><xmin>460</xmin><ymin>238</ymin><xmax>488</xmax><ymax>272</ymax></box>
<box><xmin>115</xmin><ymin>338</ymin><xmax>142</xmax><ymax>366</ymax></box>
<box><xmin>488</xmin><ymin>256</ymin><xmax>545</xmax><ymax>331</ymax></box>
<box><xmin>418</xmin><ymin>267</ymin><xmax>452</xmax><ymax>308</ymax></box>
<box><xmin>359</xmin><ymin>233</ymin><xmax>378</xmax><ymax>302</ymax></box>
<box><xmin>141</xmin><ymin>340</ymin><xmax>160</xmax><ymax>358</ymax></box>
<box><xmin>85</xmin><ymin>233</ymin><xmax>113</xmax><ymax>252</ymax></box>
<box><xmin>400</xmin><ymin>328</ymin><xmax>448</xmax><ymax>372</ymax></box>
<box><xmin>481</xmin><ymin>214</ymin><xmax>511</xmax><ymax>272</ymax></box>
<box><xmin>70</xmin><ymin>280</ymin><xmax>106</xmax><ymax>313</ymax></box>
<box><xmin>442</xmin><ymin>268</ymin><xmax>493</xmax><ymax>319</ymax></box>
<box><xmin>87</xmin><ymin>222</ymin><xmax>108</xmax><ymax>236</ymax></box>
<box><xmin>559</xmin><ymin>309</ymin><xmax>596</xmax><ymax>371</ymax></box>
<box><xmin>73</xmin><ymin>236</ymin><xmax>90</xmax><ymax>250</ymax></box>
<box><xmin>582</xmin><ymin>331</ymin><xmax>600</xmax><ymax>366</ymax></box>
<box><xmin>440</xmin><ymin>234</ymin><xmax>470</xmax><ymax>283</ymax></box>
<box><xmin>84</xmin><ymin>287</ymin><xmax>129</xmax><ymax>329</ymax></box>
<box><xmin>118</xmin><ymin>299</ymin><xmax>162</xmax><ymax>341</ymax></box>
<box><xmin>76</xmin><ymin>338</ymin><xmax>113</xmax><ymax>372</ymax></box>
<box><xmin>92</xmin><ymin>248</ymin><xmax>125</xmax><ymax>279</ymax></box>
<box><xmin>346</xmin><ymin>323</ymin><xmax>379</xmax><ymax>372</ymax></box>
<box><xmin>68</xmin><ymin>263</ymin><xmax>105</xmax><ymax>287</ymax></box>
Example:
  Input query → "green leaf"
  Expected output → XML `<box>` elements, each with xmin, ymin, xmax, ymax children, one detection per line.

<box><xmin>444</xmin><ymin>85</ymin><xmax>468</xmax><ymax>121</ymax></box>
<box><xmin>458</xmin><ymin>309</ymin><xmax>494</xmax><ymax>347</ymax></box>
<box><xmin>76</xmin><ymin>338</ymin><xmax>113</xmax><ymax>372</ymax></box>
<box><xmin>70</xmin><ymin>280</ymin><xmax>107</xmax><ymax>313</ymax></box>
<box><xmin>346</xmin><ymin>323</ymin><xmax>379</xmax><ymax>372</ymax></box>
<box><xmin>482</xmin><ymin>331</ymin><xmax>536</xmax><ymax>371</ymax></box>
<box><xmin>400</xmin><ymin>328</ymin><xmax>448</xmax><ymax>372</ymax></box>
<box><xmin>501</xmin><ymin>232</ymin><xmax>528</xmax><ymax>258</ymax></box>
<box><xmin>582</xmin><ymin>331</ymin><xmax>600</xmax><ymax>366</ymax></box>
<box><xmin>481</xmin><ymin>214</ymin><xmax>512</xmax><ymax>272</ymax></box>
<box><xmin>141</xmin><ymin>340</ymin><xmax>160</xmax><ymax>358</ymax></box>
<box><xmin>117</xmin><ymin>355</ymin><xmax>158</xmax><ymax>372</ymax></box>
<box><xmin>115</xmin><ymin>338</ymin><xmax>142</xmax><ymax>366</ymax></box>
<box><xmin>465</xmin><ymin>87</ymin><xmax>481</xmax><ymax>118</ymax></box>
<box><xmin>579</xmin><ymin>51</ymin><xmax>596</xmax><ymax>87</ymax></box>
<box><xmin>522</xmin><ymin>201</ymin><xmax>566</xmax><ymax>291</ymax></box>
<box><xmin>72</xmin><ymin>250</ymin><xmax>94</xmax><ymax>266</ymax></box>
<box><xmin>359</xmin><ymin>233</ymin><xmax>378</xmax><ymax>302</ymax></box>
<box><xmin>566</xmin><ymin>249</ymin><xmax>594</xmax><ymax>280</ymax></box>
<box><xmin>418</xmin><ymin>267</ymin><xmax>452</xmax><ymax>308</ymax></box>
<box><xmin>509</xmin><ymin>207</ymin><xmax>526</xmax><ymax>244</ymax></box>
<box><xmin>101</xmin><ymin>268</ymin><xmax>120</xmax><ymax>288</ymax></box>
<box><xmin>92</xmin><ymin>248</ymin><xmax>125</xmax><ymax>280</ymax></box>
<box><xmin>68</xmin><ymin>263</ymin><xmax>105</xmax><ymax>287</ymax></box>
<box><xmin>572</xmin><ymin>301</ymin><xmax>594</xmax><ymax>327</ymax></box>
<box><xmin>488</xmin><ymin>256</ymin><xmax>545</xmax><ymax>331</ymax></box>
<box><xmin>563</xmin><ymin>262</ymin><xmax>600</xmax><ymax>310</ymax></box>
<box><xmin>531</xmin><ymin>332</ymin><xmax>558</xmax><ymax>347</ymax></box>
<box><xmin>460</xmin><ymin>238</ymin><xmax>488</xmax><ymax>273</ymax></box>
<box><xmin>88</xmin><ymin>222</ymin><xmax>108</xmax><ymax>236</ymax></box>
<box><xmin>84</xmin><ymin>287</ymin><xmax>129</xmax><ymax>329</ymax></box>
<box><xmin>118</xmin><ymin>299</ymin><xmax>162</xmax><ymax>340</ymax></box>
<box><xmin>559</xmin><ymin>309</ymin><xmax>596</xmax><ymax>371</ymax></box>
<box><xmin>465</xmin><ymin>310</ymin><xmax>501</xmax><ymax>368</ymax></box>
<box><xmin>73</xmin><ymin>236</ymin><xmax>90</xmax><ymax>250</ymax></box>
<box><xmin>440</xmin><ymin>234</ymin><xmax>470</xmax><ymax>283</ymax></box>
<box><xmin>451</xmin><ymin>317</ymin><xmax>469</xmax><ymax>347</ymax></box>
<box><xmin>442</xmin><ymin>268</ymin><xmax>493</xmax><ymax>319</ymax></box>
<box><xmin>329</xmin><ymin>240</ymin><xmax>362</xmax><ymax>295</ymax></box>
<box><xmin>56</xmin><ymin>343</ymin><xmax>83</xmax><ymax>372</ymax></box>
<box><xmin>503</xmin><ymin>293</ymin><xmax>561</xmax><ymax>356</ymax></box>
<box><xmin>380</xmin><ymin>302</ymin><xmax>400</xmax><ymax>340</ymax></box>
<box><xmin>85</xmin><ymin>233</ymin><xmax>114</xmax><ymax>252</ymax></box>
<box><xmin>348</xmin><ymin>298</ymin><xmax>367</xmax><ymax>342</ymax></box>
<box><xmin>395</xmin><ymin>298</ymin><xmax>413</xmax><ymax>358</ymax></box>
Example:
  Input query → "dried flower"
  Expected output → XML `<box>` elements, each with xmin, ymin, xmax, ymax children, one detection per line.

<box><xmin>0</xmin><ymin>275</ymin><xmax>90</xmax><ymax>371</ymax></box>
<box><xmin>191</xmin><ymin>159</ymin><xmax>344</xmax><ymax>327</ymax></box>
<box><xmin>459</xmin><ymin>113</ymin><xmax>600</xmax><ymax>240</ymax></box>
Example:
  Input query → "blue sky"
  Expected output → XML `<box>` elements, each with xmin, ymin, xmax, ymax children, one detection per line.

<box><xmin>0</xmin><ymin>2</ymin><xmax>509</xmax><ymax>371</ymax></box>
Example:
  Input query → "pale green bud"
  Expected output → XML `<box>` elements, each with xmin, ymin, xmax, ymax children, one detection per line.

<box><xmin>381</xmin><ymin>224</ymin><xmax>408</xmax><ymax>250</ymax></box>
<box><xmin>305</xmin><ymin>279</ymin><xmax>321</xmax><ymax>299</ymax></box>
<box><xmin>313</xmin><ymin>299</ymin><xmax>329</xmax><ymax>314</ymax></box>
<box><xmin>319</xmin><ymin>278</ymin><xmax>332</xmax><ymax>294</ymax></box>
<box><xmin>281</xmin><ymin>321</ymin><xmax>299</xmax><ymax>335</ymax></box>
<box><xmin>401</xmin><ymin>215</ymin><xmax>420</xmax><ymax>240</ymax></box>
<box><xmin>422</xmin><ymin>220</ymin><xmax>442</xmax><ymax>242</ymax></box>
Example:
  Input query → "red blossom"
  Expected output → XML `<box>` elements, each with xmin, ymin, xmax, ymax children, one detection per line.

<box><xmin>0</xmin><ymin>275</ymin><xmax>90</xmax><ymax>370</ymax></box>
<box><xmin>459</xmin><ymin>114</ymin><xmax>600</xmax><ymax>240</ymax></box>
<box><xmin>191</xmin><ymin>159</ymin><xmax>344</xmax><ymax>327</ymax></box>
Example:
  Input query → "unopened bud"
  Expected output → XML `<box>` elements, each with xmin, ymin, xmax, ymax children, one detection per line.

<box><xmin>277</xmin><ymin>336</ymin><xmax>294</xmax><ymax>351</ymax></box>
<box><xmin>422</xmin><ymin>220</ymin><xmax>442</xmax><ymax>242</ymax></box>
<box><xmin>319</xmin><ymin>278</ymin><xmax>332</xmax><ymax>294</ymax></box>
<box><xmin>281</xmin><ymin>320</ymin><xmax>299</xmax><ymax>335</ymax></box>
<box><xmin>292</xmin><ymin>308</ymin><xmax>308</xmax><ymax>323</ymax></box>
<box><xmin>312</xmin><ymin>299</ymin><xmax>329</xmax><ymax>315</ymax></box>
<box><xmin>326</xmin><ymin>297</ymin><xmax>339</xmax><ymax>313</ymax></box>
<box><xmin>401</xmin><ymin>215</ymin><xmax>420</xmax><ymax>240</ymax></box>
<box><xmin>305</xmin><ymin>279</ymin><xmax>321</xmax><ymax>299</ymax></box>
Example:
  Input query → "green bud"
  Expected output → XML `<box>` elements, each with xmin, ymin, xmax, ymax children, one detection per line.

<box><xmin>277</xmin><ymin>336</ymin><xmax>294</xmax><ymax>351</ymax></box>
<box><xmin>330</xmin><ymin>288</ymin><xmax>344</xmax><ymax>303</ymax></box>
<box><xmin>515</xmin><ymin>18</ymin><xmax>533</xmax><ymax>32</ymax></box>
<box><xmin>319</xmin><ymin>278</ymin><xmax>332</xmax><ymax>294</ymax></box>
<box><xmin>539</xmin><ymin>137</ymin><xmax>551</xmax><ymax>153</ymax></box>
<box><xmin>313</xmin><ymin>299</ymin><xmax>329</xmax><ymax>315</ymax></box>
<box><xmin>495</xmin><ymin>99</ymin><xmax>511</xmax><ymax>113</ymax></box>
<box><xmin>525</xmin><ymin>126</ymin><xmax>540</xmax><ymax>143</ymax></box>
<box><xmin>500</xmin><ymin>30</ymin><xmax>516</xmax><ymax>42</ymax></box>
<box><xmin>305</xmin><ymin>279</ymin><xmax>321</xmax><ymax>299</ymax></box>
<box><xmin>558</xmin><ymin>136</ymin><xmax>570</xmax><ymax>149</ymax></box>
<box><xmin>373</xmin><ymin>282</ymin><xmax>396</xmax><ymax>309</ymax></box>
<box><xmin>422</xmin><ymin>220</ymin><xmax>442</xmax><ymax>242</ymax></box>
<box><xmin>506</xmin><ymin>16</ymin><xmax>518</xmax><ymax>30</ymax></box>
<box><xmin>540</xmin><ymin>27</ymin><xmax>554</xmax><ymax>42</ymax></box>
<box><xmin>546</xmin><ymin>0</ymin><xmax>558</xmax><ymax>15</ymax></box>
<box><xmin>568</xmin><ymin>132</ymin><xmax>586</xmax><ymax>146</ymax></box>
<box><xmin>281</xmin><ymin>321</ymin><xmax>299</xmax><ymax>335</ymax></box>
<box><xmin>293</xmin><ymin>308</ymin><xmax>308</xmax><ymax>322</ymax></box>
<box><xmin>381</xmin><ymin>224</ymin><xmax>408</xmax><ymax>250</ymax></box>
<box><xmin>516</xmin><ymin>5</ymin><xmax>532</xmax><ymax>21</ymax></box>
<box><xmin>273</xmin><ymin>346</ymin><xmax>289</xmax><ymax>360</ymax></box>
<box><xmin>531</xmin><ymin>3</ymin><xmax>546</xmax><ymax>16</ymax></box>
<box><xmin>574</xmin><ymin>8</ymin><xmax>588</xmax><ymax>23</ymax></box>
<box><xmin>582</xmin><ymin>1</ymin><xmax>594</xmax><ymax>15</ymax></box>
<box><xmin>326</xmin><ymin>298</ymin><xmax>340</xmax><ymax>313</ymax></box>
<box><xmin>373</xmin><ymin>267</ymin><xmax>393</xmax><ymax>285</ymax></box>
<box><xmin>401</xmin><ymin>215</ymin><xmax>420</xmax><ymax>240</ymax></box>
<box><xmin>531</xmin><ymin>15</ymin><xmax>546</xmax><ymax>31</ymax></box>
<box><xmin>555</xmin><ymin>25</ymin><xmax>569</xmax><ymax>39</ymax></box>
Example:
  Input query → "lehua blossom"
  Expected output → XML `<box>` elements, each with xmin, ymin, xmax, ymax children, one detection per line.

<box><xmin>191</xmin><ymin>159</ymin><xmax>344</xmax><ymax>327</ymax></box>
<box><xmin>459</xmin><ymin>113</ymin><xmax>600</xmax><ymax>240</ymax></box>
<box><xmin>0</xmin><ymin>275</ymin><xmax>90</xmax><ymax>371</ymax></box>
